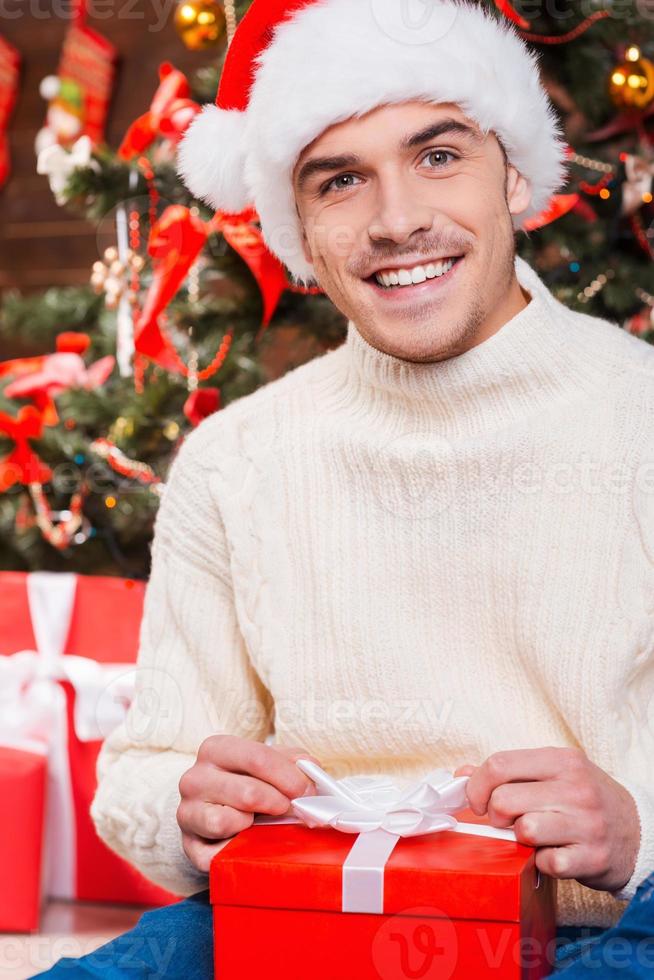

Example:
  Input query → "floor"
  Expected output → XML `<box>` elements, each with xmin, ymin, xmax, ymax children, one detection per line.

<box><xmin>0</xmin><ymin>900</ymin><xmax>147</xmax><ymax>979</ymax></box>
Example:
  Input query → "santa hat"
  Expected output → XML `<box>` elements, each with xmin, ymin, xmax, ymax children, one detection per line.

<box><xmin>176</xmin><ymin>0</ymin><xmax>568</xmax><ymax>288</ymax></box>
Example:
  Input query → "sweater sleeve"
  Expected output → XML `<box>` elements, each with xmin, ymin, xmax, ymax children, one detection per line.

<box><xmin>608</xmin><ymin>779</ymin><xmax>654</xmax><ymax>902</ymax></box>
<box><xmin>90</xmin><ymin>420</ymin><xmax>274</xmax><ymax>896</ymax></box>
<box><xmin>608</xmin><ymin>459</ymin><xmax>654</xmax><ymax>903</ymax></box>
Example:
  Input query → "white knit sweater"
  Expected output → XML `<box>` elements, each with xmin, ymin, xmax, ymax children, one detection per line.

<box><xmin>91</xmin><ymin>256</ymin><xmax>654</xmax><ymax>928</ymax></box>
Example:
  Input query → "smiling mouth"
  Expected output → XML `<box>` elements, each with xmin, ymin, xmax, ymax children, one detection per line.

<box><xmin>363</xmin><ymin>255</ymin><xmax>464</xmax><ymax>292</ymax></box>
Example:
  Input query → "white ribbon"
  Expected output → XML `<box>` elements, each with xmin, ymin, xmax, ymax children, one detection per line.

<box><xmin>0</xmin><ymin>572</ymin><xmax>136</xmax><ymax>898</ymax></box>
<box><xmin>254</xmin><ymin>759</ymin><xmax>516</xmax><ymax>914</ymax></box>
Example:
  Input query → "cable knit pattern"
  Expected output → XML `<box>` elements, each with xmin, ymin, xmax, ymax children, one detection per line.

<box><xmin>92</xmin><ymin>256</ymin><xmax>654</xmax><ymax>926</ymax></box>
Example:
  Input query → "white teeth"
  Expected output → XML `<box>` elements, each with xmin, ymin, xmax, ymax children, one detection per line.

<box><xmin>375</xmin><ymin>258</ymin><xmax>456</xmax><ymax>289</ymax></box>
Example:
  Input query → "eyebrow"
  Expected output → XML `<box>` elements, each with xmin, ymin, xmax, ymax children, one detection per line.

<box><xmin>295</xmin><ymin>118</ymin><xmax>482</xmax><ymax>192</ymax></box>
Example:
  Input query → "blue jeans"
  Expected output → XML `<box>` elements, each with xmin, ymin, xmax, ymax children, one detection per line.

<box><xmin>32</xmin><ymin>872</ymin><xmax>654</xmax><ymax>978</ymax></box>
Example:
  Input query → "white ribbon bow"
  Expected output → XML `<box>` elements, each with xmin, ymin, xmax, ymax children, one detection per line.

<box><xmin>254</xmin><ymin>759</ymin><xmax>517</xmax><ymax>914</ymax></box>
<box><xmin>291</xmin><ymin>760</ymin><xmax>485</xmax><ymax>837</ymax></box>
<box><xmin>0</xmin><ymin>572</ymin><xmax>136</xmax><ymax>899</ymax></box>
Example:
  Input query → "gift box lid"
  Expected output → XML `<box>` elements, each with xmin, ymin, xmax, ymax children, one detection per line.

<box><xmin>210</xmin><ymin>808</ymin><xmax>544</xmax><ymax>922</ymax></box>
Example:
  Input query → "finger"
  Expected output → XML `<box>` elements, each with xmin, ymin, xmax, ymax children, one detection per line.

<box><xmin>199</xmin><ymin>736</ymin><xmax>315</xmax><ymax>798</ymax></box>
<box><xmin>466</xmin><ymin>747</ymin><xmax>582</xmax><ymax>816</ymax></box>
<box><xmin>187</xmin><ymin>765</ymin><xmax>293</xmax><ymax>815</ymax></box>
<box><xmin>273</xmin><ymin>746</ymin><xmax>323</xmax><ymax>793</ymax></box>
<box><xmin>182</xmin><ymin>833</ymin><xmax>240</xmax><ymax>875</ymax></box>
<box><xmin>535</xmin><ymin>843</ymin><xmax>590</xmax><ymax>882</ymax></box>
<box><xmin>273</xmin><ymin>744</ymin><xmax>322</xmax><ymax>765</ymax></box>
<box><xmin>454</xmin><ymin>764</ymin><xmax>476</xmax><ymax>778</ymax></box>
<box><xmin>178</xmin><ymin>799</ymin><xmax>254</xmax><ymax>841</ymax></box>
<box><xmin>513</xmin><ymin>810</ymin><xmax>583</xmax><ymax>848</ymax></box>
<box><xmin>486</xmin><ymin>779</ymin><xmax>576</xmax><ymax>828</ymax></box>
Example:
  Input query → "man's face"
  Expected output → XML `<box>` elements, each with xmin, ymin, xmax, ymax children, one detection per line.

<box><xmin>292</xmin><ymin>101</ymin><xmax>532</xmax><ymax>363</ymax></box>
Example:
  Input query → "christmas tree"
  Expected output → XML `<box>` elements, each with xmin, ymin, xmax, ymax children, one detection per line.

<box><xmin>1</xmin><ymin>0</ymin><xmax>653</xmax><ymax>576</ymax></box>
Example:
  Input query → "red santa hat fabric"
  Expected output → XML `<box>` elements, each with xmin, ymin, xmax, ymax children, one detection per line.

<box><xmin>176</xmin><ymin>0</ymin><xmax>568</xmax><ymax>287</ymax></box>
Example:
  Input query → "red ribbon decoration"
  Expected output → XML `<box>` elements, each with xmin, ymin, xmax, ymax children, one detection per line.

<box><xmin>493</xmin><ymin>0</ymin><xmax>530</xmax><ymax>30</ymax></box>
<box><xmin>0</xmin><ymin>332</ymin><xmax>100</xmax><ymax>427</ymax></box>
<box><xmin>0</xmin><ymin>406</ymin><xmax>53</xmax><ymax>493</ymax></box>
<box><xmin>118</xmin><ymin>63</ymin><xmax>200</xmax><ymax>159</ymax></box>
<box><xmin>134</xmin><ymin>205</ymin><xmax>210</xmax><ymax>371</ymax></box>
<box><xmin>135</xmin><ymin>205</ymin><xmax>323</xmax><ymax>372</ymax></box>
<box><xmin>214</xmin><ymin>207</ymin><xmax>291</xmax><ymax>331</ymax></box>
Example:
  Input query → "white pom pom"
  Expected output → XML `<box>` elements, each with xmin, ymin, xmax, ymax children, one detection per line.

<box><xmin>39</xmin><ymin>75</ymin><xmax>61</xmax><ymax>101</ymax></box>
<box><xmin>176</xmin><ymin>105</ymin><xmax>251</xmax><ymax>212</ymax></box>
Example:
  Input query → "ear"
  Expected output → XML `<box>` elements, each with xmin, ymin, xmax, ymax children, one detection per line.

<box><xmin>506</xmin><ymin>165</ymin><xmax>532</xmax><ymax>219</ymax></box>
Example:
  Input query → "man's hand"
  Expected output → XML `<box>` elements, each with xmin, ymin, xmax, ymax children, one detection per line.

<box><xmin>178</xmin><ymin>735</ymin><xmax>321</xmax><ymax>873</ymax></box>
<box><xmin>453</xmin><ymin>747</ymin><xmax>640</xmax><ymax>893</ymax></box>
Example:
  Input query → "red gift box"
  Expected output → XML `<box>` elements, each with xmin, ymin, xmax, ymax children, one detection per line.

<box><xmin>0</xmin><ymin>571</ymin><xmax>179</xmax><ymax>911</ymax></box>
<box><xmin>211</xmin><ymin>817</ymin><xmax>557</xmax><ymax>980</ymax></box>
<box><xmin>0</xmin><ymin>746</ymin><xmax>47</xmax><ymax>932</ymax></box>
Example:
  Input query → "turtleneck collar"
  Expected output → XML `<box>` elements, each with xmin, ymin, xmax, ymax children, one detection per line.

<box><xmin>327</xmin><ymin>255</ymin><xmax>608</xmax><ymax>438</ymax></box>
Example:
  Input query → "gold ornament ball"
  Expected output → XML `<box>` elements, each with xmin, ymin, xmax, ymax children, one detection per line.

<box><xmin>609</xmin><ymin>47</ymin><xmax>654</xmax><ymax>111</ymax></box>
<box><xmin>174</xmin><ymin>0</ymin><xmax>226</xmax><ymax>50</ymax></box>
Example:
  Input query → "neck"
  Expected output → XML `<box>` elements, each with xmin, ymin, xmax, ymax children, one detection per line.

<box><xmin>323</xmin><ymin>256</ymin><xmax>608</xmax><ymax>439</ymax></box>
<box><xmin>465</xmin><ymin>275</ymin><xmax>530</xmax><ymax>352</ymax></box>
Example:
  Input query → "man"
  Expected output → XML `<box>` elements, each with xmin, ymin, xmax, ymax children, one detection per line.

<box><xmin>38</xmin><ymin>1</ymin><xmax>654</xmax><ymax>976</ymax></box>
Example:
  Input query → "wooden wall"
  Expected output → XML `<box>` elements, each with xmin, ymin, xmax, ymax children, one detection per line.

<box><xmin>0</xmin><ymin>2</ymin><xmax>218</xmax><ymax>293</ymax></box>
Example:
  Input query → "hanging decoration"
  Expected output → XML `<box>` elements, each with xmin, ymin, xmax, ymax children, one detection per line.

<box><xmin>493</xmin><ymin>1</ymin><xmax>529</xmax><ymax>30</ymax></box>
<box><xmin>588</xmin><ymin>46</ymin><xmax>654</xmax><ymax>142</ymax></box>
<box><xmin>89</xmin><ymin>439</ymin><xmax>161</xmax><ymax>486</ymax></box>
<box><xmin>214</xmin><ymin>207</ymin><xmax>292</xmax><ymax>332</ymax></box>
<box><xmin>620</xmin><ymin>152</ymin><xmax>654</xmax><ymax>216</ymax></box>
<box><xmin>1</xmin><ymin>333</ymin><xmax>114</xmax><ymax>427</ymax></box>
<box><xmin>0</xmin><ymin>36</ymin><xmax>20</xmax><ymax>189</ymax></box>
<box><xmin>90</xmin><ymin>246</ymin><xmax>144</xmax><ymax>311</ymax></box>
<box><xmin>35</xmin><ymin>0</ymin><xmax>117</xmax><ymax>155</ymax></box>
<box><xmin>133</xmin><ymin>204</ymin><xmax>211</xmax><ymax>373</ymax></box>
<box><xmin>183</xmin><ymin>387</ymin><xmax>221</xmax><ymax>426</ymax></box>
<box><xmin>37</xmin><ymin>134</ymin><xmax>100</xmax><ymax>205</ymax></box>
<box><xmin>117</xmin><ymin>63</ymin><xmax>200</xmax><ymax>161</ymax></box>
<box><xmin>3</xmin><ymin>351</ymin><xmax>115</xmax><ymax>403</ymax></box>
<box><xmin>577</xmin><ymin>269</ymin><xmax>615</xmax><ymax>304</ymax></box>
<box><xmin>174</xmin><ymin>0</ymin><xmax>227</xmax><ymax>51</ymax></box>
<box><xmin>0</xmin><ymin>408</ymin><xmax>53</xmax><ymax>494</ymax></box>
<box><xmin>518</xmin><ymin>10</ymin><xmax>610</xmax><ymax>46</ymax></box>
<box><xmin>609</xmin><ymin>45</ymin><xmax>654</xmax><ymax>112</ymax></box>
<box><xmin>28</xmin><ymin>481</ymin><xmax>90</xmax><ymax>550</ymax></box>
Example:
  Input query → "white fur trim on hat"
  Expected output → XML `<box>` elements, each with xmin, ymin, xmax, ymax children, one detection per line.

<box><xmin>176</xmin><ymin>104</ymin><xmax>251</xmax><ymax>213</ymax></box>
<box><xmin>177</xmin><ymin>0</ymin><xmax>568</xmax><ymax>288</ymax></box>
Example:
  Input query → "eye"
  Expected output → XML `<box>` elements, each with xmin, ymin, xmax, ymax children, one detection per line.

<box><xmin>320</xmin><ymin>173</ymin><xmax>362</xmax><ymax>196</ymax></box>
<box><xmin>422</xmin><ymin>149</ymin><xmax>458</xmax><ymax>169</ymax></box>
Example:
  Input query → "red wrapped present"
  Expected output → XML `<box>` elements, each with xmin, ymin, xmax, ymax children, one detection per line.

<box><xmin>212</xmin><ymin>762</ymin><xmax>557</xmax><ymax>979</ymax></box>
<box><xmin>0</xmin><ymin>745</ymin><xmax>47</xmax><ymax>932</ymax></box>
<box><xmin>0</xmin><ymin>571</ymin><xmax>179</xmax><ymax>910</ymax></box>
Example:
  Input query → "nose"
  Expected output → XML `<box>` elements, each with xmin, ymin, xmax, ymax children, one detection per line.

<box><xmin>367</xmin><ymin>175</ymin><xmax>434</xmax><ymax>246</ymax></box>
